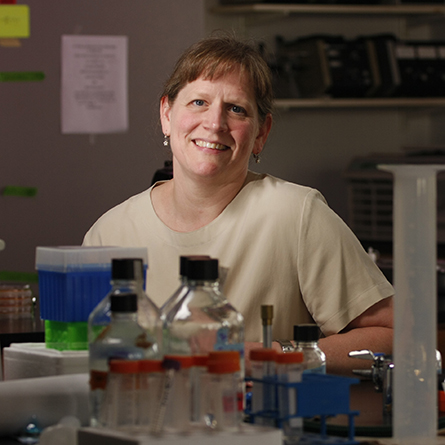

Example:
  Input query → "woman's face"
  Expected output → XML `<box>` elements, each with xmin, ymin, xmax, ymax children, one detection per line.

<box><xmin>160</xmin><ymin>69</ymin><xmax>272</xmax><ymax>183</ymax></box>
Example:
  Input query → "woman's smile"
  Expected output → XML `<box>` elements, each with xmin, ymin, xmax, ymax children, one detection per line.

<box><xmin>194</xmin><ymin>139</ymin><xmax>230</xmax><ymax>151</ymax></box>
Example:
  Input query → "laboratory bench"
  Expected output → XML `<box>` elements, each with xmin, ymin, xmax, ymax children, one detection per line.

<box><xmin>0</xmin><ymin>321</ymin><xmax>445</xmax><ymax>443</ymax></box>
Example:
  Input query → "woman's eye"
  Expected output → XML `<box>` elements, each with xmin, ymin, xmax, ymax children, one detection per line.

<box><xmin>231</xmin><ymin>105</ymin><xmax>246</xmax><ymax>115</ymax></box>
<box><xmin>193</xmin><ymin>99</ymin><xmax>205</xmax><ymax>106</ymax></box>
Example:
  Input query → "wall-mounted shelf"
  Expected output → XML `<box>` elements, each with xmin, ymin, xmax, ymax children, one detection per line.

<box><xmin>274</xmin><ymin>97</ymin><xmax>445</xmax><ymax>109</ymax></box>
<box><xmin>212</xmin><ymin>3</ymin><xmax>445</xmax><ymax>16</ymax></box>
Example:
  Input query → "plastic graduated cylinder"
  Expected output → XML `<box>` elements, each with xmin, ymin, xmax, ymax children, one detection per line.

<box><xmin>378</xmin><ymin>164</ymin><xmax>445</xmax><ymax>445</ymax></box>
<box><xmin>201</xmin><ymin>351</ymin><xmax>243</xmax><ymax>432</ymax></box>
<box><xmin>100</xmin><ymin>359</ymin><xmax>140</xmax><ymax>431</ymax></box>
<box><xmin>276</xmin><ymin>352</ymin><xmax>304</xmax><ymax>445</ymax></box>
<box><xmin>138</xmin><ymin>359</ymin><xmax>164</xmax><ymax>433</ymax></box>
<box><xmin>250</xmin><ymin>348</ymin><xmax>277</xmax><ymax>427</ymax></box>
<box><xmin>153</xmin><ymin>355</ymin><xmax>193</xmax><ymax>435</ymax></box>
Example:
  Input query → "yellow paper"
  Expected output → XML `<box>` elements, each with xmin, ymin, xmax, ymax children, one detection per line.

<box><xmin>0</xmin><ymin>5</ymin><xmax>30</xmax><ymax>38</ymax></box>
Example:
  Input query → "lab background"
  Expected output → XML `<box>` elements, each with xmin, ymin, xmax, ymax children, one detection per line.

<box><xmin>2</xmin><ymin>0</ymin><xmax>445</xmax><ymax>292</ymax></box>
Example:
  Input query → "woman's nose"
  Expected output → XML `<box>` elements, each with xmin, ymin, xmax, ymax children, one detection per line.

<box><xmin>204</xmin><ymin>105</ymin><xmax>227</xmax><ymax>131</ymax></box>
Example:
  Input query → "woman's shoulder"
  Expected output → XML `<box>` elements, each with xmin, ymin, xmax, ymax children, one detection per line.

<box><xmin>245</xmin><ymin>171</ymin><xmax>326</xmax><ymax>204</ymax></box>
<box><xmin>100</xmin><ymin>187</ymin><xmax>153</xmax><ymax>219</ymax></box>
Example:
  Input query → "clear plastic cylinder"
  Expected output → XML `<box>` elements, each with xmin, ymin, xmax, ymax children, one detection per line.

<box><xmin>191</xmin><ymin>354</ymin><xmax>209</xmax><ymax>424</ymax></box>
<box><xmin>159</xmin><ymin>355</ymin><xmax>193</xmax><ymax>435</ymax></box>
<box><xmin>379</xmin><ymin>164</ymin><xmax>445</xmax><ymax>444</ymax></box>
<box><xmin>202</xmin><ymin>351</ymin><xmax>242</xmax><ymax>432</ymax></box>
<box><xmin>276</xmin><ymin>352</ymin><xmax>304</xmax><ymax>445</ymax></box>
<box><xmin>250</xmin><ymin>348</ymin><xmax>277</xmax><ymax>427</ymax></box>
<box><xmin>138</xmin><ymin>359</ymin><xmax>163</xmax><ymax>432</ymax></box>
<box><xmin>100</xmin><ymin>359</ymin><xmax>140</xmax><ymax>431</ymax></box>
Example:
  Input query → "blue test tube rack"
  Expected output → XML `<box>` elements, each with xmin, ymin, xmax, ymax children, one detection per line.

<box><xmin>246</xmin><ymin>373</ymin><xmax>360</xmax><ymax>444</ymax></box>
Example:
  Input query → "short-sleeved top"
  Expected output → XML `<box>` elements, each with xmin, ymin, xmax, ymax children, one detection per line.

<box><xmin>83</xmin><ymin>171</ymin><xmax>394</xmax><ymax>341</ymax></box>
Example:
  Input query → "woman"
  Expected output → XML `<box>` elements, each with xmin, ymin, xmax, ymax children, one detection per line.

<box><xmin>83</xmin><ymin>34</ymin><xmax>394</xmax><ymax>375</ymax></box>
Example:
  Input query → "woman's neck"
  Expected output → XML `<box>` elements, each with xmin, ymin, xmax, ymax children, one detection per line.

<box><xmin>151</xmin><ymin>172</ymin><xmax>247</xmax><ymax>233</ymax></box>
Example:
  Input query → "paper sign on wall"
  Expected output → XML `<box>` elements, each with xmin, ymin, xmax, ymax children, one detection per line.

<box><xmin>0</xmin><ymin>5</ymin><xmax>29</xmax><ymax>38</ymax></box>
<box><xmin>61</xmin><ymin>35</ymin><xmax>128</xmax><ymax>134</ymax></box>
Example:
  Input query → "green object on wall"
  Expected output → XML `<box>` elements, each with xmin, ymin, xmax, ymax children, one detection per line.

<box><xmin>2</xmin><ymin>186</ymin><xmax>38</xmax><ymax>197</ymax></box>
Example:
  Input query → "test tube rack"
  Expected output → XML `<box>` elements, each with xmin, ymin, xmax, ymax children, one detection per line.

<box><xmin>246</xmin><ymin>373</ymin><xmax>360</xmax><ymax>444</ymax></box>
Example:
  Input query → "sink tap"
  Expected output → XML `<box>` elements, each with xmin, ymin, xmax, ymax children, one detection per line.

<box><xmin>349</xmin><ymin>349</ymin><xmax>394</xmax><ymax>423</ymax></box>
<box><xmin>349</xmin><ymin>349</ymin><xmax>442</xmax><ymax>424</ymax></box>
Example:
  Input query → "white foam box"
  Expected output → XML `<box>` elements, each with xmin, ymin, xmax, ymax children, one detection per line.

<box><xmin>3</xmin><ymin>342</ymin><xmax>88</xmax><ymax>380</ymax></box>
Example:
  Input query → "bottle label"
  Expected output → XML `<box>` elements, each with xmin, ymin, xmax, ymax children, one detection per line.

<box><xmin>90</xmin><ymin>370</ymin><xmax>108</xmax><ymax>390</ymax></box>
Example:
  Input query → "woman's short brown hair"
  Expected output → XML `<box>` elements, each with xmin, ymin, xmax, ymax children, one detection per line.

<box><xmin>161</xmin><ymin>33</ymin><xmax>274</xmax><ymax>124</ymax></box>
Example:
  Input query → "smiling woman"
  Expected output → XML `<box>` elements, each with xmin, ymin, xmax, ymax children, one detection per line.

<box><xmin>83</xmin><ymin>33</ymin><xmax>394</xmax><ymax>376</ymax></box>
<box><xmin>158</xmin><ymin>70</ymin><xmax>271</xmax><ymax>199</ymax></box>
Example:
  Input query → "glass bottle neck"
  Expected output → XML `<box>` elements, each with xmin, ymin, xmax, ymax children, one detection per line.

<box><xmin>296</xmin><ymin>341</ymin><xmax>319</xmax><ymax>348</ymax></box>
<box><xmin>187</xmin><ymin>279</ymin><xmax>219</xmax><ymax>288</ymax></box>
<box><xmin>110</xmin><ymin>279</ymin><xmax>143</xmax><ymax>292</ymax></box>
<box><xmin>111</xmin><ymin>311</ymin><xmax>138</xmax><ymax>322</ymax></box>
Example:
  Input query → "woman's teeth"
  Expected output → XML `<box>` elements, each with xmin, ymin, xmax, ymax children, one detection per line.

<box><xmin>195</xmin><ymin>140</ymin><xmax>227</xmax><ymax>150</ymax></box>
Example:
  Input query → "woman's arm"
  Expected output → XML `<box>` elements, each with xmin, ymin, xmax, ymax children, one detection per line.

<box><xmin>318</xmin><ymin>296</ymin><xmax>393</xmax><ymax>376</ymax></box>
<box><xmin>244</xmin><ymin>296</ymin><xmax>393</xmax><ymax>377</ymax></box>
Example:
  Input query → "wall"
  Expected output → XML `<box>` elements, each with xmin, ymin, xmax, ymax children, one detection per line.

<box><xmin>2</xmin><ymin>1</ymin><xmax>444</xmax><ymax>279</ymax></box>
<box><xmin>0</xmin><ymin>0</ymin><xmax>206</xmax><ymax>278</ymax></box>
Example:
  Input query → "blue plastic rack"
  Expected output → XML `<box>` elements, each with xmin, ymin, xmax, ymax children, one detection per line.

<box><xmin>246</xmin><ymin>373</ymin><xmax>360</xmax><ymax>444</ymax></box>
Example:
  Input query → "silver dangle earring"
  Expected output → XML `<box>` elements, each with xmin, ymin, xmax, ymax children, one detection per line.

<box><xmin>253</xmin><ymin>152</ymin><xmax>261</xmax><ymax>164</ymax></box>
<box><xmin>163</xmin><ymin>134</ymin><xmax>170</xmax><ymax>147</ymax></box>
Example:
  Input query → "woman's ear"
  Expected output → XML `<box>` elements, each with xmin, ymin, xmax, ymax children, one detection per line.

<box><xmin>254</xmin><ymin>113</ymin><xmax>273</xmax><ymax>155</ymax></box>
<box><xmin>160</xmin><ymin>96</ymin><xmax>172</xmax><ymax>136</ymax></box>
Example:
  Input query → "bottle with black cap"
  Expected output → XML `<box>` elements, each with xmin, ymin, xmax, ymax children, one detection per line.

<box><xmin>160</xmin><ymin>255</ymin><xmax>210</xmax><ymax>317</ymax></box>
<box><xmin>163</xmin><ymin>257</ymin><xmax>245</xmax><ymax>427</ymax></box>
<box><xmin>88</xmin><ymin>258</ymin><xmax>160</xmax><ymax>351</ymax></box>
<box><xmin>163</xmin><ymin>257</ymin><xmax>244</xmax><ymax>359</ymax></box>
<box><xmin>293</xmin><ymin>324</ymin><xmax>326</xmax><ymax>374</ymax></box>
<box><xmin>89</xmin><ymin>292</ymin><xmax>154</xmax><ymax>427</ymax></box>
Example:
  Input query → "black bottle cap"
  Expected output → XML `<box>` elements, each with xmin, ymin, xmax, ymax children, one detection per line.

<box><xmin>293</xmin><ymin>324</ymin><xmax>320</xmax><ymax>342</ymax></box>
<box><xmin>179</xmin><ymin>255</ymin><xmax>211</xmax><ymax>277</ymax></box>
<box><xmin>110</xmin><ymin>293</ymin><xmax>138</xmax><ymax>313</ymax></box>
<box><xmin>186</xmin><ymin>258</ymin><xmax>219</xmax><ymax>281</ymax></box>
<box><xmin>112</xmin><ymin>258</ymin><xmax>144</xmax><ymax>280</ymax></box>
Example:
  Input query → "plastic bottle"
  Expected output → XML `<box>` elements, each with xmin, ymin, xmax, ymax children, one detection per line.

<box><xmin>293</xmin><ymin>324</ymin><xmax>326</xmax><ymax>374</ymax></box>
<box><xmin>249</xmin><ymin>348</ymin><xmax>277</xmax><ymax>427</ymax></box>
<box><xmin>101</xmin><ymin>359</ymin><xmax>140</xmax><ymax>431</ymax></box>
<box><xmin>89</xmin><ymin>293</ymin><xmax>155</xmax><ymax>427</ymax></box>
<box><xmin>202</xmin><ymin>351</ymin><xmax>243</xmax><ymax>432</ymax></box>
<box><xmin>163</xmin><ymin>257</ymin><xmax>244</xmax><ymax>374</ymax></box>
<box><xmin>88</xmin><ymin>258</ymin><xmax>161</xmax><ymax>353</ymax></box>
<box><xmin>276</xmin><ymin>352</ymin><xmax>304</xmax><ymax>444</ymax></box>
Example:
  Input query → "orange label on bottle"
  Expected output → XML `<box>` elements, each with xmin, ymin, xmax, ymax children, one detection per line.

<box><xmin>90</xmin><ymin>370</ymin><xmax>108</xmax><ymax>390</ymax></box>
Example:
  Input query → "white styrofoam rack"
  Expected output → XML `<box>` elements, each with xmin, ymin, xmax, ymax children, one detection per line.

<box><xmin>3</xmin><ymin>342</ymin><xmax>88</xmax><ymax>380</ymax></box>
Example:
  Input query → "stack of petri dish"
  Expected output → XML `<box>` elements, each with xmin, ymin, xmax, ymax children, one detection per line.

<box><xmin>0</xmin><ymin>284</ymin><xmax>33</xmax><ymax>319</ymax></box>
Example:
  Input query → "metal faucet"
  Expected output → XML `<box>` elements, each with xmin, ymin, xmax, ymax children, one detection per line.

<box><xmin>349</xmin><ymin>349</ymin><xmax>442</xmax><ymax>425</ymax></box>
<box><xmin>348</xmin><ymin>349</ymin><xmax>394</xmax><ymax>423</ymax></box>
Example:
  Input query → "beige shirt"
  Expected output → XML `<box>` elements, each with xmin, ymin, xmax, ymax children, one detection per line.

<box><xmin>83</xmin><ymin>171</ymin><xmax>394</xmax><ymax>341</ymax></box>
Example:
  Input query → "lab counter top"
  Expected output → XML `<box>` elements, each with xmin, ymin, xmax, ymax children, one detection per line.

<box><xmin>1</xmin><ymin>323</ymin><xmax>445</xmax><ymax>443</ymax></box>
<box><xmin>0</xmin><ymin>380</ymin><xmax>444</xmax><ymax>444</ymax></box>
